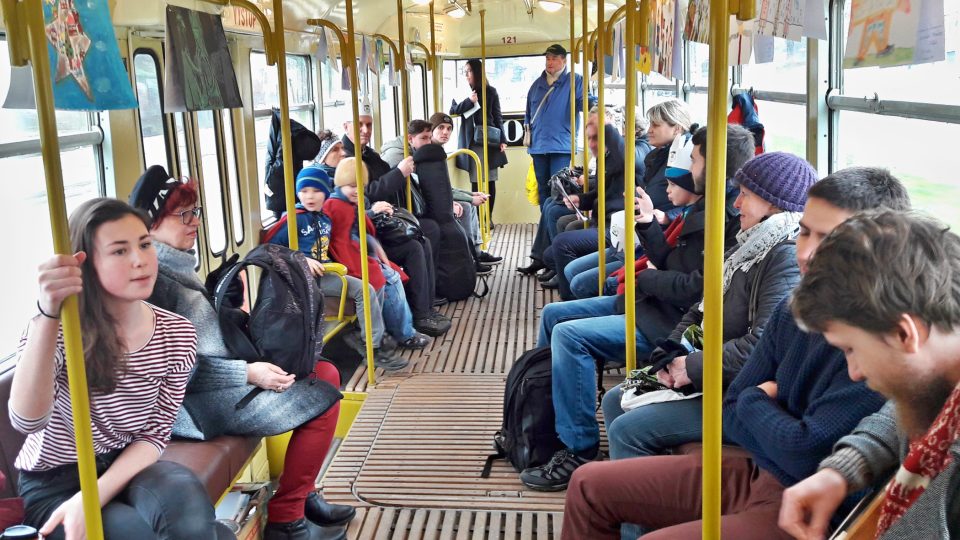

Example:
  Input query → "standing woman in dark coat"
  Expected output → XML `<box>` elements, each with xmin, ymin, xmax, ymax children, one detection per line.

<box><xmin>450</xmin><ymin>59</ymin><xmax>507</xmax><ymax>224</ymax></box>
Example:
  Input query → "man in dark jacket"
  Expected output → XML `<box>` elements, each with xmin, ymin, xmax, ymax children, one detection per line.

<box><xmin>263</xmin><ymin>109</ymin><xmax>322</xmax><ymax>216</ymax></box>
<box><xmin>343</xmin><ymin>104</ymin><xmax>451</xmax><ymax>335</ymax></box>
<box><xmin>521</xmin><ymin>152</ymin><xmax>816</xmax><ymax>492</ymax></box>
<box><xmin>562</xmin><ymin>167</ymin><xmax>910</xmax><ymax>539</ymax></box>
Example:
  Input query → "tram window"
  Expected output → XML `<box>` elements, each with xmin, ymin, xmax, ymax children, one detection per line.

<box><xmin>197</xmin><ymin>110</ymin><xmax>227</xmax><ymax>255</ymax></box>
<box><xmin>474</xmin><ymin>56</ymin><xmax>547</xmax><ymax>113</ymax></box>
<box><xmin>688</xmin><ymin>42</ymin><xmax>710</xmax><ymax>87</ymax></box>
<box><xmin>740</xmin><ymin>39</ymin><xmax>807</xmax><ymax>94</ymax></box>
<box><xmin>840</xmin><ymin>4</ymin><xmax>958</xmax><ymax>104</ymax></box>
<box><xmin>0</xmin><ymin>148</ymin><xmax>101</xmax><ymax>357</ymax></box>
<box><xmin>836</xmin><ymin>112</ymin><xmax>960</xmax><ymax>231</ymax></box>
<box><xmin>380</xmin><ymin>82</ymin><xmax>398</xmax><ymax>142</ymax></box>
<box><xmin>409</xmin><ymin>64</ymin><xmax>427</xmax><ymax>120</ymax></box>
<box><xmin>758</xmin><ymin>101</ymin><xmax>805</xmax><ymax>155</ymax></box>
<box><xmin>133</xmin><ymin>51</ymin><xmax>171</xmax><ymax>172</ymax></box>
<box><xmin>222</xmin><ymin>111</ymin><xmax>244</xmax><ymax>244</ymax></box>
<box><xmin>173</xmin><ymin>113</ymin><xmax>190</xmax><ymax>178</ymax></box>
<box><xmin>688</xmin><ymin>92</ymin><xmax>708</xmax><ymax>126</ymax></box>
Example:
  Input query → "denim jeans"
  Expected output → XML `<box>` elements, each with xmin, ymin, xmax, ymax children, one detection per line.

<box><xmin>378</xmin><ymin>265</ymin><xmax>416</xmax><ymax>341</ymax></box>
<box><xmin>601</xmin><ymin>384</ymin><xmax>734</xmax><ymax>460</ymax></box>
<box><xmin>567</xmin><ymin>249</ymin><xmax>624</xmax><ymax>299</ymax></box>
<box><xmin>537</xmin><ymin>296</ymin><xmax>652</xmax><ymax>453</ymax></box>
<box><xmin>549</xmin><ymin>228</ymin><xmax>611</xmax><ymax>300</ymax></box>
<box><xmin>319</xmin><ymin>273</ymin><xmax>384</xmax><ymax>346</ymax></box>
<box><xmin>532</xmin><ymin>152</ymin><xmax>571</xmax><ymax>205</ymax></box>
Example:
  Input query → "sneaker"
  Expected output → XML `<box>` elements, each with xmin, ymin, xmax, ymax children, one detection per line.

<box><xmin>339</xmin><ymin>328</ymin><xmax>365</xmax><ymax>355</ymax></box>
<box><xmin>379</xmin><ymin>334</ymin><xmax>398</xmax><ymax>354</ymax></box>
<box><xmin>415</xmin><ymin>313</ymin><xmax>451</xmax><ymax>336</ymax></box>
<box><xmin>374</xmin><ymin>348</ymin><xmax>409</xmax><ymax>371</ymax></box>
<box><xmin>429</xmin><ymin>310</ymin><xmax>452</xmax><ymax>325</ymax></box>
<box><xmin>519</xmin><ymin>448</ymin><xmax>594</xmax><ymax>492</ymax></box>
<box><xmin>475</xmin><ymin>263</ymin><xmax>493</xmax><ymax>276</ymax></box>
<box><xmin>478</xmin><ymin>252</ymin><xmax>503</xmax><ymax>265</ymax></box>
<box><xmin>398</xmin><ymin>332</ymin><xmax>431</xmax><ymax>349</ymax></box>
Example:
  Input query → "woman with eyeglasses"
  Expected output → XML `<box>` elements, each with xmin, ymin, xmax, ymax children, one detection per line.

<box><xmin>130</xmin><ymin>166</ymin><xmax>353</xmax><ymax>540</ymax></box>
<box><xmin>449</xmin><ymin>58</ymin><xmax>507</xmax><ymax>226</ymax></box>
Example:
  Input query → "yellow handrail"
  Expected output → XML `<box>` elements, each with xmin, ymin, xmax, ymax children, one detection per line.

<box><xmin>1</xmin><ymin>0</ymin><xmax>104</xmax><ymax>536</ymax></box>
<box><xmin>595</xmin><ymin>0</ymin><xmax>606</xmax><ymax>294</ymax></box>
<box><xmin>306</xmin><ymin>17</ymin><xmax>377</xmax><ymax>386</ymax></box>
<box><xmin>344</xmin><ymin>0</ymin><xmax>379</xmax><ymax>388</ymax></box>
<box><xmin>605</xmin><ymin>3</ymin><xmax>628</xmax><ymax>51</ymax></box>
<box><xmin>581</xmin><ymin>3</ymin><xmax>589</xmax><ymax>181</ymax></box>
<box><xmin>480</xmin><ymin>9</ymin><xmax>491</xmax><ymax>250</ymax></box>
<box><xmin>703</xmin><ymin>0</ymin><xmax>734</xmax><ymax>536</ymax></box>
<box><xmin>447</xmin><ymin>148</ymin><xmax>490</xmax><ymax>248</ymax></box>
<box><xmin>398</xmin><ymin>0</ymin><xmax>413</xmax><ymax>213</ymax></box>
<box><xmin>429</xmin><ymin>1</ymin><xmax>441</xmax><ymax>112</ymax></box>
<box><xmin>623</xmin><ymin>0</ymin><xmax>638</xmax><ymax>375</ymax></box>
<box><xmin>568</xmin><ymin>0</ymin><xmax>576</xmax><ymax>169</ymax></box>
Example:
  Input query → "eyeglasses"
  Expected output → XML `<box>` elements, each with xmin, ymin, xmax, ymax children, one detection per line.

<box><xmin>176</xmin><ymin>206</ymin><xmax>202</xmax><ymax>224</ymax></box>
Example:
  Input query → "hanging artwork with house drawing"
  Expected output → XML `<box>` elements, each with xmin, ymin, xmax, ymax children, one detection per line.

<box><xmin>164</xmin><ymin>5</ymin><xmax>243</xmax><ymax>112</ymax></box>
<box><xmin>842</xmin><ymin>0</ymin><xmax>943</xmax><ymax>69</ymax></box>
<box><xmin>651</xmin><ymin>0</ymin><xmax>677</xmax><ymax>79</ymax></box>
<box><xmin>684</xmin><ymin>0</ymin><xmax>710</xmax><ymax>44</ymax></box>
<box><xmin>42</xmin><ymin>0</ymin><xmax>137</xmax><ymax>110</ymax></box>
<box><xmin>756</xmin><ymin>0</ymin><xmax>805</xmax><ymax>40</ymax></box>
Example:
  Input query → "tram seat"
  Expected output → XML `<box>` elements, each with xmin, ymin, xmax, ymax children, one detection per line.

<box><xmin>0</xmin><ymin>362</ymin><xmax>259</xmax><ymax>503</ymax></box>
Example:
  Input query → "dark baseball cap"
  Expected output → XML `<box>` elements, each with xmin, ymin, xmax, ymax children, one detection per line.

<box><xmin>544</xmin><ymin>44</ymin><xmax>567</xmax><ymax>56</ymax></box>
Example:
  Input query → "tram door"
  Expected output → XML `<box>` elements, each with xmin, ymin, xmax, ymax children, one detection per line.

<box><xmin>129</xmin><ymin>36</ymin><xmax>246</xmax><ymax>275</ymax></box>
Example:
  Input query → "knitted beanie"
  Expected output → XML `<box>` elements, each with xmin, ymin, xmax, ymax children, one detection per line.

<box><xmin>429</xmin><ymin>112</ymin><xmax>453</xmax><ymax>131</ymax></box>
<box><xmin>314</xmin><ymin>136</ymin><xmax>342</xmax><ymax>166</ymax></box>
<box><xmin>296</xmin><ymin>165</ymin><xmax>333</xmax><ymax>198</ymax></box>
<box><xmin>334</xmin><ymin>157</ymin><xmax>368</xmax><ymax>187</ymax></box>
<box><xmin>129</xmin><ymin>165</ymin><xmax>180</xmax><ymax>221</ymax></box>
<box><xmin>734</xmin><ymin>152</ymin><xmax>817</xmax><ymax>212</ymax></box>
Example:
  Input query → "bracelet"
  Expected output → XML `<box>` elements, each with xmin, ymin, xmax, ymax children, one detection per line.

<box><xmin>37</xmin><ymin>300</ymin><xmax>60</xmax><ymax>320</ymax></box>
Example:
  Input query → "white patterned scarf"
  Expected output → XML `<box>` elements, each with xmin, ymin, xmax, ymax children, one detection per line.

<box><xmin>699</xmin><ymin>211</ymin><xmax>800</xmax><ymax>312</ymax></box>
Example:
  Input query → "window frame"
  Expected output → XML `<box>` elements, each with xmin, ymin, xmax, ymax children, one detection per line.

<box><xmin>132</xmin><ymin>48</ymin><xmax>174</xmax><ymax>174</ymax></box>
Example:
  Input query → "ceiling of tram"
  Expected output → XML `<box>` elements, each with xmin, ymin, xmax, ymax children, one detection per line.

<box><xmin>108</xmin><ymin>0</ymin><xmax>624</xmax><ymax>51</ymax></box>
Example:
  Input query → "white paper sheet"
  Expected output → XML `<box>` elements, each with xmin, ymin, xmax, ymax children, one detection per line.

<box><xmin>802</xmin><ymin>0</ymin><xmax>828</xmax><ymax>40</ymax></box>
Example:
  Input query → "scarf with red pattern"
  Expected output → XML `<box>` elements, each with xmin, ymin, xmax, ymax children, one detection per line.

<box><xmin>612</xmin><ymin>214</ymin><xmax>685</xmax><ymax>295</ymax></box>
<box><xmin>876</xmin><ymin>383</ymin><xmax>960</xmax><ymax>537</ymax></box>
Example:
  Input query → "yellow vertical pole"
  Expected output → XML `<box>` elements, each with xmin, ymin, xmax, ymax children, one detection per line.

<box><xmin>429</xmin><ymin>1</ymin><xmax>441</xmax><ymax>112</ymax></box>
<box><xmin>397</xmin><ymin>0</ymin><xmax>413</xmax><ymax>213</ymax></box>
<box><xmin>345</xmin><ymin>0</ymin><xmax>379</xmax><ymax>388</ymax></box>
<box><xmin>596</xmin><ymin>0</ymin><xmax>606</xmax><ymax>291</ymax></box>
<box><xmin>478</xmin><ymin>9</ymin><xmax>491</xmax><ymax>249</ymax></box>
<box><xmin>704</xmin><ymin>0</ymin><xmax>731</xmax><ymax>537</ymax></box>
<box><xmin>4</xmin><ymin>1</ymin><xmax>104</xmax><ymax>537</ymax></box>
<box><xmin>581</xmin><ymin>2</ymin><xmax>588</xmax><ymax>182</ymax></box>
<box><xmin>623</xmin><ymin>0</ymin><xmax>637</xmax><ymax>374</ymax></box>
<box><xmin>568</xmin><ymin>0</ymin><xmax>576</xmax><ymax>168</ymax></box>
<box><xmin>271</xmin><ymin>0</ymin><xmax>299</xmax><ymax>251</ymax></box>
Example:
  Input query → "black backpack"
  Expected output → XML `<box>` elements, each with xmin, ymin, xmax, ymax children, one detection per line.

<box><xmin>212</xmin><ymin>244</ymin><xmax>325</xmax><ymax>382</ymax></box>
<box><xmin>481</xmin><ymin>347</ymin><xmax>563</xmax><ymax>476</ymax></box>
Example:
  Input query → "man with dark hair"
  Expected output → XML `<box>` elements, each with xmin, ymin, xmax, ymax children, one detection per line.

<box><xmin>780</xmin><ymin>211</ymin><xmax>960</xmax><ymax>540</ymax></box>
<box><xmin>562</xmin><ymin>168</ymin><xmax>911</xmax><ymax>539</ymax></box>
<box><xmin>689</xmin><ymin>123</ymin><xmax>756</xmax><ymax>195</ymax></box>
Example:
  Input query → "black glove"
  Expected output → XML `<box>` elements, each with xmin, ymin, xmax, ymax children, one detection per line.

<box><xmin>645</xmin><ymin>338</ymin><xmax>688</xmax><ymax>374</ymax></box>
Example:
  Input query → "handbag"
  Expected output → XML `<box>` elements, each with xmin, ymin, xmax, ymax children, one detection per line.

<box><xmin>372</xmin><ymin>207</ymin><xmax>423</xmax><ymax>247</ymax></box>
<box><xmin>473</xmin><ymin>125</ymin><xmax>502</xmax><ymax>147</ymax></box>
<box><xmin>409</xmin><ymin>178</ymin><xmax>427</xmax><ymax>217</ymax></box>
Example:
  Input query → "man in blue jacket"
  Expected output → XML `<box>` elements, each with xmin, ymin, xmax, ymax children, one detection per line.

<box><xmin>525</xmin><ymin>44</ymin><xmax>588</xmax><ymax>207</ymax></box>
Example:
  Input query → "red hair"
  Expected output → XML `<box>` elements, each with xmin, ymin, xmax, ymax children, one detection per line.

<box><xmin>153</xmin><ymin>180</ymin><xmax>199</xmax><ymax>229</ymax></box>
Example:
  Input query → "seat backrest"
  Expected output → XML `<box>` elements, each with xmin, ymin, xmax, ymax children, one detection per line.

<box><xmin>0</xmin><ymin>363</ymin><xmax>27</xmax><ymax>498</ymax></box>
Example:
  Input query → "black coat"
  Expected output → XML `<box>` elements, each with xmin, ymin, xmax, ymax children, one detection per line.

<box><xmin>264</xmin><ymin>110</ymin><xmax>322</xmax><ymax>212</ymax></box>
<box><xmin>640</xmin><ymin>145</ymin><xmax>677</xmax><ymax>215</ymax></box>
<box><xmin>579</xmin><ymin>124</ymin><xmax>626</xmax><ymax>218</ymax></box>
<box><xmin>622</xmin><ymin>196</ymin><xmax>740</xmax><ymax>342</ymax></box>
<box><xmin>667</xmin><ymin>240</ymin><xmax>800</xmax><ymax>392</ymax></box>
<box><xmin>413</xmin><ymin>144</ymin><xmax>455</xmax><ymax>224</ymax></box>
<box><xmin>450</xmin><ymin>84</ymin><xmax>508</xmax><ymax>172</ymax></box>
<box><xmin>341</xmin><ymin>134</ymin><xmax>408</xmax><ymax>208</ymax></box>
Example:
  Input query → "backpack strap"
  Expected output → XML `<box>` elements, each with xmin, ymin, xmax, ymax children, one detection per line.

<box><xmin>213</xmin><ymin>259</ymin><xmax>263</xmax><ymax>362</ymax></box>
<box><xmin>472</xmin><ymin>275</ymin><xmax>490</xmax><ymax>299</ymax></box>
<box><xmin>260</xmin><ymin>208</ymin><xmax>307</xmax><ymax>245</ymax></box>
<box><xmin>481</xmin><ymin>431</ymin><xmax>508</xmax><ymax>478</ymax></box>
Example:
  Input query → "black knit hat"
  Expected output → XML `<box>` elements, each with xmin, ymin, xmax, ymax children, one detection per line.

<box><xmin>128</xmin><ymin>165</ymin><xmax>180</xmax><ymax>221</ymax></box>
<box><xmin>544</xmin><ymin>44</ymin><xmax>567</xmax><ymax>56</ymax></box>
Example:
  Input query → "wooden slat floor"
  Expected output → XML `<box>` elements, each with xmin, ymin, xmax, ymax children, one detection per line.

<box><xmin>323</xmin><ymin>224</ymin><xmax>624</xmax><ymax>539</ymax></box>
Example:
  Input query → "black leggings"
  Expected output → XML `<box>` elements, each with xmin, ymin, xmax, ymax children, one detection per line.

<box><xmin>19</xmin><ymin>457</ymin><xmax>231</xmax><ymax>540</ymax></box>
<box><xmin>384</xmin><ymin>236</ymin><xmax>436</xmax><ymax>319</ymax></box>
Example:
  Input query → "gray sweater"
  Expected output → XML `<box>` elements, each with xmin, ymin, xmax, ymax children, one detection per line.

<box><xmin>150</xmin><ymin>241</ymin><xmax>341</xmax><ymax>440</ymax></box>
<box><xmin>820</xmin><ymin>401</ymin><xmax>959</xmax><ymax>538</ymax></box>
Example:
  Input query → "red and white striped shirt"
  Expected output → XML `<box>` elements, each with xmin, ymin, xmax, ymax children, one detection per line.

<box><xmin>11</xmin><ymin>304</ymin><xmax>197</xmax><ymax>471</ymax></box>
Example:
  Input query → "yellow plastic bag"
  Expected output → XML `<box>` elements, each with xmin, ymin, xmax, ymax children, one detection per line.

<box><xmin>525</xmin><ymin>162</ymin><xmax>539</xmax><ymax>206</ymax></box>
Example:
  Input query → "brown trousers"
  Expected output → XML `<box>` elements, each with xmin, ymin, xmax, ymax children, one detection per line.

<box><xmin>561</xmin><ymin>451</ymin><xmax>794</xmax><ymax>539</ymax></box>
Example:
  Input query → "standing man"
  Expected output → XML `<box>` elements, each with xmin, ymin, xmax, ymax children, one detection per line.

<box><xmin>525</xmin><ymin>44</ymin><xmax>588</xmax><ymax>207</ymax></box>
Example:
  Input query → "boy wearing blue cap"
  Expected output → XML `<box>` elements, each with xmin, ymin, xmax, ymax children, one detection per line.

<box><xmin>267</xmin><ymin>165</ymin><xmax>408</xmax><ymax>371</ymax></box>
